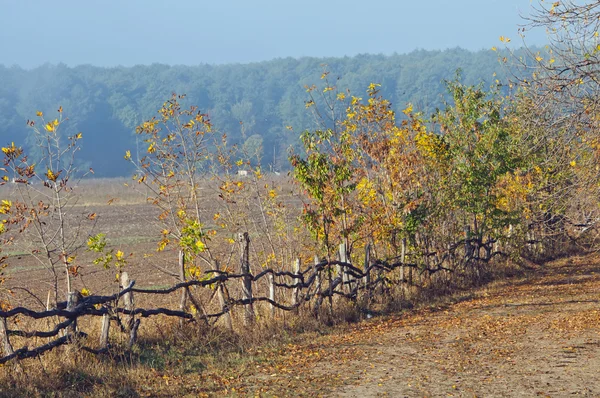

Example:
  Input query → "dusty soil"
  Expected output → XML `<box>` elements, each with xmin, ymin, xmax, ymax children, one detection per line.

<box><xmin>229</xmin><ymin>254</ymin><xmax>600</xmax><ymax>397</ymax></box>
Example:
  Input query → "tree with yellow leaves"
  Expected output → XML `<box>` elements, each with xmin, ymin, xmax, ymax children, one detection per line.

<box><xmin>0</xmin><ymin>108</ymin><xmax>100</xmax><ymax>306</ymax></box>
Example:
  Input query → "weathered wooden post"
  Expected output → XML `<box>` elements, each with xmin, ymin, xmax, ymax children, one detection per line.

<box><xmin>0</xmin><ymin>317</ymin><xmax>14</xmax><ymax>357</ymax></box>
<box><xmin>66</xmin><ymin>291</ymin><xmax>80</xmax><ymax>335</ymax></box>
<box><xmin>464</xmin><ymin>225</ymin><xmax>472</xmax><ymax>260</ymax></box>
<box><xmin>120</xmin><ymin>272</ymin><xmax>135</xmax><ymax>332</ymax></box>
<box><xmin>339</xmin><ymin>243</ymin><xmax>349</xmax><ymax>295</ymax></box>
<box><xmin>212</xmin><ymin>259</ymin><xmax>232</xmax><ymax>330</ymax></box>
<box><xmin>364</xmin><ymin>243</ymin><xmax>371</xmax><ymax>312</ymax></box>
<box><xmin>99</xmin><ymin>312</ymin><xmax>111</xmax><ymax>349</ymax></box>
<box><xmin>217</xmin><ymin>282</ymin><xmax>233</xmax><ymax>330</ymax></box>
<box><xmin>178</xmin><ymin>250</ymin><xmax>187</xmax><ymax>313</ymax></box>
<box><xmin>239</xmin><ymin>232</ymin><xmax>254</xmax><ymax>325</ymax></box>
<box><xmin>314</xmin><ymin>255</ymin><xmax>321</xmax><ymax>294</ymax></box>
<box><xmin>292</xmin><ymin>258</ymin><xmax>301</xmax><ymax>308</ymax></box>
<box><xmin>269</xmin><ymin>273</ymin><xmax>276</xmax><ymax>318</ymax></box>
<box><xmin>312</xmin><ymin>255</ymin><xmax>322</xmax><ymax>318</ymax></box>
<box><xmin>400</xmin><ymin>238</ymin><xmax>407</xmax><ymax>296</ymax></box>
<box><xmin>128</xmin><ymin>319</ymin><xmax>141</xmax><ymax>351</ymax></box>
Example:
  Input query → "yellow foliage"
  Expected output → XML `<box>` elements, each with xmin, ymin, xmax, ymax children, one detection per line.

<box><xmin>357</xmin><ymin>178</ymin><xmax>377</xmax><ymax>205</ymax></box>
<box><xmin>1</xmin><ymin>142</ymin><xmax>21</xmax><ymax>158</ymax></box>
<box><xmin>46</xmin><ymin>169</ymin><xmax>58</xmax><ymax>182</ymax></box>
<box><xmin>44</xmin><ymin>123</ymin><xmax>55</xmax><ymax>132</ymax></box>
<box><xmin>157</xmin><ymin>238</ymin><xmax>169</xmax><ymax>252</ymax></box>
<box><xmin>0</xmin><ymin>200</ymin><xmax>11</xmax><ymax>215</ymax></box>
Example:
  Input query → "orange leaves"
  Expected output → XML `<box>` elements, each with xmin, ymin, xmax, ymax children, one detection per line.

<box><xmin>68</xmin><ymin>265</ymin><xmax>81</xmax><ymax>276</ymax></box>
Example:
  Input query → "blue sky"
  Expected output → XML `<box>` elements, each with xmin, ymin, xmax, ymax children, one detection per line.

<box><xmin>0</xmin><ymin>0</ymin><xmax>547</xmax><ymax>68</ymax></box>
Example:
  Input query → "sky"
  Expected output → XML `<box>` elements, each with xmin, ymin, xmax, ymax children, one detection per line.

<box><xmin>0</xmin><ymin>0</ymin><xmax>547</xmax><ymax>69</ymax></box>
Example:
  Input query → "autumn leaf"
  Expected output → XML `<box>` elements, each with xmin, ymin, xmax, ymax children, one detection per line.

<box><xmin>44</xmin><ymin>123</ymin><xmax>55</xmax><ymax>132</ymax></box>
<box><xmin>46</xmin><ymin>169</ymin><xmax>59</xmax><ymax>182</ymax></box>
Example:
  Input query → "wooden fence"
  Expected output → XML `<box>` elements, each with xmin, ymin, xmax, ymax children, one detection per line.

<box><xmin>0</xmin><ymin>231</ymin><xmax>501</xmax><ymax>364</ymax></box>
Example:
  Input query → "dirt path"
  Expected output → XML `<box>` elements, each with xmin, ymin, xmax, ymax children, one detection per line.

<box><xmin>238</xmin><ymin>255</ymin><xmax>600</xmax><ymax>397</ymax></box>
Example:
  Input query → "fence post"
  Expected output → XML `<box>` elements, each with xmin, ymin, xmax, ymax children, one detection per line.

<box><xmin>364</xmin><ymin>243</ymin><xmax>371</xmax><ymax>313</ymax></box>
<box><xmin>99</xmin><ymin>312</ymin><xmax>110</xmax><ymax>349</ymax></box>
<box><xmin>239</xmin><ymin>232</ymin><xmax>254</xmax><ymax>325</ymax></box>
<box><xmin>464</xmin><ymin>225</ymin><xmax>472</xmax><ymax>260</ymax></box>
<box><xmin>217</xmin><ymin>282</ymin><xmax>233</xmax><ymax>330</ymax></box>
<box><xmin>292</xmin><ymin>258</ymin><xmax>301</xmax><ymax>308</ymax></box>
<box><xmin>400</xmin><ymin>237</ymin><xmax>407</xmax><ymax>295</ymax></box>
<box><xmin>178</xmin><ymin>250</ymin><xmax>187</xmax><ymax>313</ymax></box>
<box><xmin>120</xmin><ymin>272</ymin><xmax>135</xmax><ymax>332</ymax></box>
<box><xmin>312</xmin><ymin>255</ymin><xmax>322</xmax><ymax>318</ymax></box>
<box><xmin>339</xmin><ymin>243</ymin><xmax>349</xmax><ymax>295</ymax></box>
<box><xmin>269</xmin><ymin>273</ymin><xmax>276</xmax><ymax>318</ymax></box>
<box><xmin>0</xmin><ymin>317</ymin><xmax>14</xmax><ymax>357</ymax></box>
<box><xmin>66</xmin><ymin>291</ymin><xmax>80</xmax><ymax>335</ymax></box>
<box><xmin>314</xmin><ymin>255</ymin><xmax>321</xmax><ymax>294</ymax></box>
<box><xmin>128</xmin><ymin>319</ymin><xmax>141</xmax><ymax>351</ymax></box>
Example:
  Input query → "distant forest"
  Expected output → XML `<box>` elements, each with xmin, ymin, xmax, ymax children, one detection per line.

<box><xmin>0</xmin><ymin>48</ymin><xmax>527</xmax><ymax>177</ymax></box>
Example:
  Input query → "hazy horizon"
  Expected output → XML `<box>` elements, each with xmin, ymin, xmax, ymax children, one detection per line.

<box><xmin>0</xmin><ymin>0</ymin><xmax>547</xmax><ymax>69</ymax></box>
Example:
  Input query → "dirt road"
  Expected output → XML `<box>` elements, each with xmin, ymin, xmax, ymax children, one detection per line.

<box><xmin>241</xmin><ymin>255</ymin><xmax>600</xmax><ymax>397</ymax></box>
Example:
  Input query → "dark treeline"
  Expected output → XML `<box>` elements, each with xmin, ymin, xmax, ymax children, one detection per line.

<box><xmin>0</xmin><ymin>47</ymin><xmax>524</xmax><ymax>176</ymax></box>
